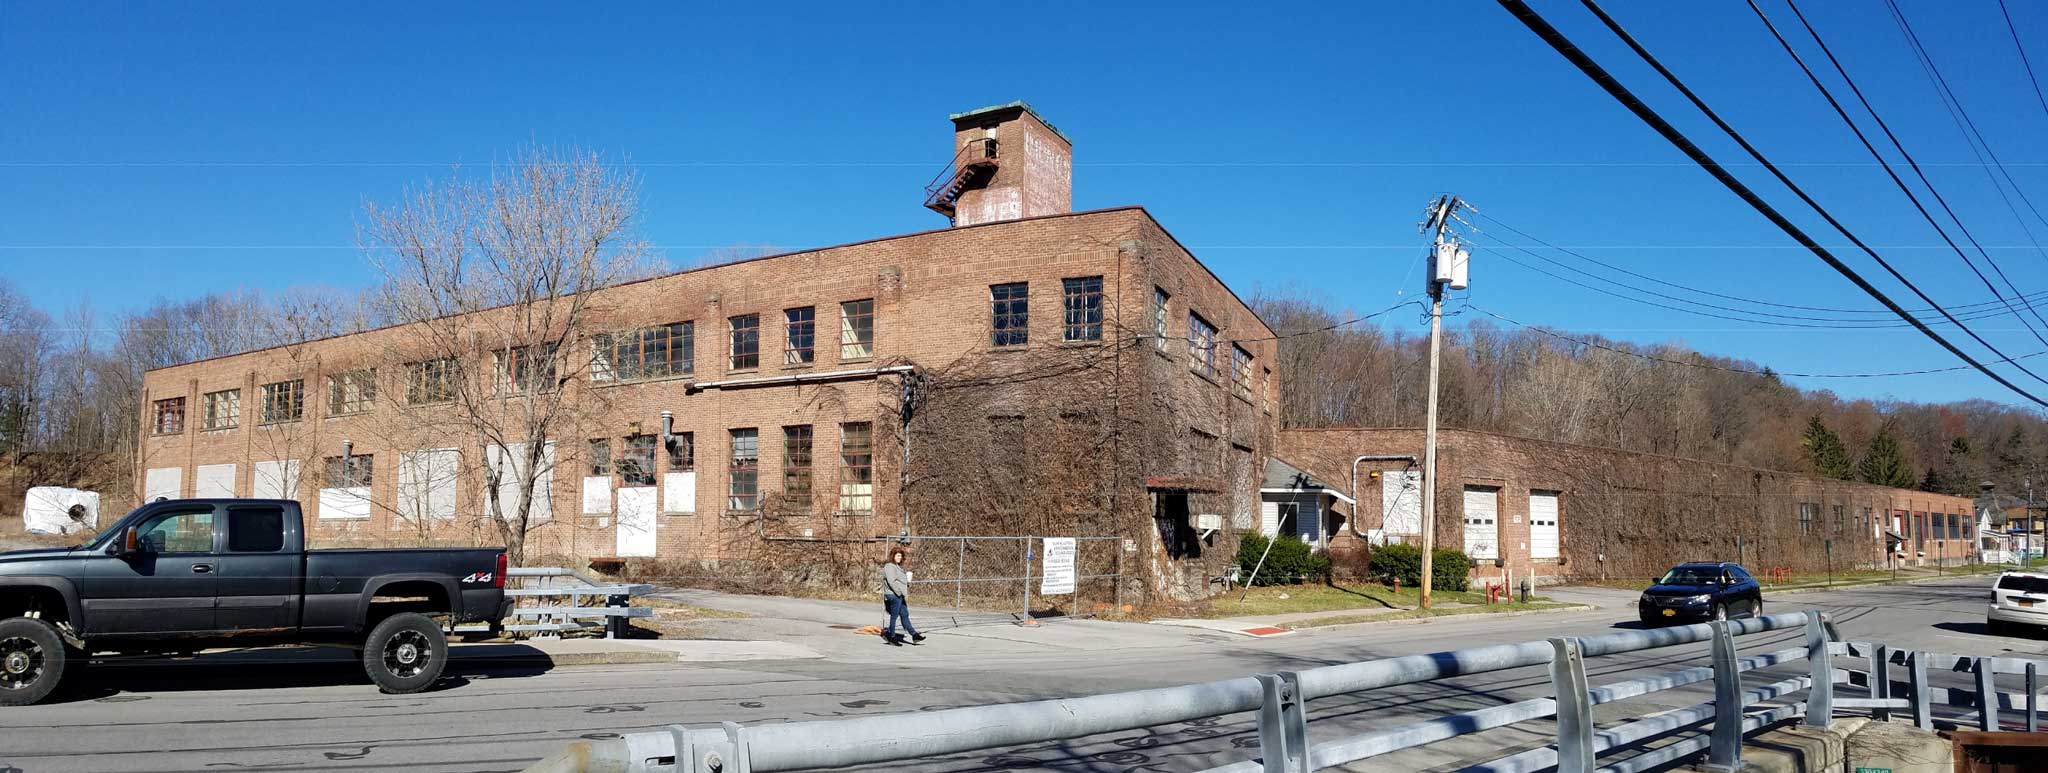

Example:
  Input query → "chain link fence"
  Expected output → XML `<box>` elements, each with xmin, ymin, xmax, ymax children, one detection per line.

<box><xmin>897</xmin><ymin>535</ymin><xmax>1126</xmax><ymax>625</ymax></box>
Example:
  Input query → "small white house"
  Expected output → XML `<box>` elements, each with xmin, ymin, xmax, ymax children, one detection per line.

<box><xmin>1259</xmin><ymin>458</ymin><xmax>1353</xmax><ymax>549</ymax></box>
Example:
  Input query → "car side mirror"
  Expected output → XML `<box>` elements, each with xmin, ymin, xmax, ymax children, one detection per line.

<box><xmin>106</xmin><ymin>528</ymin><xmax>136</xmax><ymax>557</ymax></box>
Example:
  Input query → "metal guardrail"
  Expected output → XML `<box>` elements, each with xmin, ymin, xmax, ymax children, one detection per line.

<box><xmin>504</xmin><ymin>566</ymin><xmax>651</xmax><ymax>639</ymax></box>
<box><xmin>526</xmin><ymin>609</ymin><xmax>2048</xmax><ymax>773</ymax></box>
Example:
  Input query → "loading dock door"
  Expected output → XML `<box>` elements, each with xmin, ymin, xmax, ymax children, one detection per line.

<box><xmin>1463</xmin><ymin>486</ymin><xmax>1499</xmax><ymax>561</ymax></box>
<box><xmin>1530</xmin><ymin>491</ymin><xmax>1560</xmax><ymax>560</ymax></box>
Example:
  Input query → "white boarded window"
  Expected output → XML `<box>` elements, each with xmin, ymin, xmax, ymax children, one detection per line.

<box><xmin>1381</xmin><ymin>470</ymin><xmax>1421</xmax><ymax>535</ymax></box>
<box><xmin>398</xmin><ymin>449</ymin><xmax>459</xmax><ymax>522</ymax></box>
<box><xmin>487</xmin><ymin>441</ymin><xmax>555</xmax><ymax>523</ymax></box>
<box><xmin>253</xmin><ymin>460</ymin><xmax>300</xmax><ymax>500</ymax></box>
<box><xmin>144</xmin><ymin>467</ymin><xmax>183</xmax><ymax>502</ymax></box>
<box><xmin>195</xmin><ymin>464</ymin><xmax>237</xmax><ymax>498</ymax></box>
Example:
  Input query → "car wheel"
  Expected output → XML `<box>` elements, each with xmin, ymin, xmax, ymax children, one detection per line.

<box><xmin>1711</xmin><ymin>603</ymin><xmax>1728</xmax><ymax>623</ymax></box>
<box><xmin>1751</xmin><ymin>599</ymin><xmax>1763</xmax><ymax>619</ymax></box>
<box><xmin>0</xmin><ymin>617</ymin><xmax>68</xmax><ymax>706</ymax></box>
<box><xmin>362</xmin><ymin>612</ymin><xmax>447</xmax><ymax>694</ymax></box>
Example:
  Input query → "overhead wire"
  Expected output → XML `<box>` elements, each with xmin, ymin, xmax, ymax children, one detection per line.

<box><xmin>1883</xmin><ymin>0</ymin><xmax>2048</xmax><ymax>234</ymax></box>
<box><xmin>1749</xmin><ymin>0</ymin><xmax>2048</xmax><ymax>348</ymax></box>
<box><xmin>1493</xmin><ymin>0</ymin><xmax>2048</xmax><ymax>408</ymax></box>
<box><xmin>1997</xmin><ymin>0</ymin><xmax>2048</xmax><ymax>125</ymax></box>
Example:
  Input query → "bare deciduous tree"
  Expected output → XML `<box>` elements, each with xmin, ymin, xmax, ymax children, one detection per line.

<box><xmin>359</xmin><ymin>145</ymin><xmax>653</xmax><ymax>565</ymax></box>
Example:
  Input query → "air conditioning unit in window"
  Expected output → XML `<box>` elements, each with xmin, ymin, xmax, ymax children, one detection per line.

<box><xmin>1196</xmin><ymin>513</ymin><xmax>1223</xmax><ymax>534</ymax></box>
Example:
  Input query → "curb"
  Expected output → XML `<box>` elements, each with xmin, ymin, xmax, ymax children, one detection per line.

<box><xmin>1283</xmin><ymin>602</ymin><xmax>1599</xmax><ymax>632</ymax></box>
<box><xmin>451</xmin><ymin>649</ymin><xmax>679</xmax><ymax>667</ymax></box>
<box><xmin>1761</xmin><ymin>571</ymin><xmax>1996</xmax><ymax>597</ymax></box>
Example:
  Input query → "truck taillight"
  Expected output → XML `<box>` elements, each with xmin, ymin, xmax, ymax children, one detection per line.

<box><xmin>496</xmin><ymin>552</ymin><xmax>508</xmax><ymax>588</ymax></box>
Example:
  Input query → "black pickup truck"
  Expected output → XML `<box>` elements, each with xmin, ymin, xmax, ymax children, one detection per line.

<box><xmin>0</xmin><ymin>498</ymin><xmax>508</xmax><ymax>705</ymax></box>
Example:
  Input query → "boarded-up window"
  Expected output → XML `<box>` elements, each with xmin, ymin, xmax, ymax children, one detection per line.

<box><xmin>1382</xmin><ymin>470</ymin><xmax>1421</xmax><ymax>535</ymax></box>
<box><xmin>397</xmin><ymin>449</ymin><xmax>458</xmax><ymax>522</ymax></box>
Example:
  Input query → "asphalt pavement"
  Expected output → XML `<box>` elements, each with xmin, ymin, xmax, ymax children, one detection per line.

<box><xmin>2</xmin><ymin>576</ymin><xmax>2041</xmax><ymax>772</ymax></box>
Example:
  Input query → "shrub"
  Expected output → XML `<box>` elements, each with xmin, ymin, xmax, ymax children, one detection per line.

<box><xmin>1235</xmin><ymin>533</ymin><xmax>1329</xmax><ymax>585</ymax></box>
<box><xmin>1366</xmin><ymin>542</ymin><xmax>1473</xmax><ymax>592</ymax></box>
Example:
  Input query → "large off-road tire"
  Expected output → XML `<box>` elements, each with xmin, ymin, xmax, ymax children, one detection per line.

<box><xmin>0</xmin><ymin>617</ymin><xmax>67</xmax><ymax>706</ymax></box>
<box><xmin>362</xmin><ymin>612</ymin><xmax>447</xmax><ymax>694</ymax></box>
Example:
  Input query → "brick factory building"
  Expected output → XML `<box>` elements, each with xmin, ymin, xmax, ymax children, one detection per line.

<box><xmin>1278</xmin><ymin>428</ymin><xmax>1978</xmax><ymax>586</ymax></box>
<box><xmin>135</xmin><ymin>103</ymin><xmax>1277</xmax><ymax>601</ymax></box>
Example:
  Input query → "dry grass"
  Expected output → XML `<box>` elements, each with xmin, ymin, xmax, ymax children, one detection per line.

<box><xmin>1189</xmin><ymin>582</ymin><xmax>1550</xmax><ymax>619</ymax></box>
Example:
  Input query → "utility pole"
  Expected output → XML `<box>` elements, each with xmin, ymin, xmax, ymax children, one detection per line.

<box><xmin>1418</xmin><ymin>195</ymin><xmax>1469</xmax><ymax>610</ymax></box>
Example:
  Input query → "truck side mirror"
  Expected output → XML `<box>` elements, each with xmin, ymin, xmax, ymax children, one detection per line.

<box><xmin>106</xmin><ymin>528</ymin><xmax>135</xmax><ymax>557</ymax></box>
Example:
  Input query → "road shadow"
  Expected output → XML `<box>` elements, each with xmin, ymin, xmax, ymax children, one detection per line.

<box><xmin>41</xmin><ymin>646</ymin><xmax>554</xmax><ymax>705</ymax></box>
<box><xmin>1936</xmin><ymin>620</ymin><xmax>2046</xmax><ymax>640</ymax></box>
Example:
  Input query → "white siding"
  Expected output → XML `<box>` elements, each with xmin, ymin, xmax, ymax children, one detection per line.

<box><xmin>1260</xmin><ymin>500</ymin><xmax>1281</xmax><ymax>537</ymax></box>
<box><xmin>1462</xmin><ymin>486</ymin><xmax>1499</xmax><ymax>560</ymax></box>
<box><xmin>1530</xmin><ymin>491</ymin><xmax>1560</xmax><ymax>560</ymax></box>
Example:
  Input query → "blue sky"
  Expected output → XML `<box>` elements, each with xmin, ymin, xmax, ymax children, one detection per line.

<box><xmin>4</xmin><ymin>1</ymin><xmax>2048</xmax><ymax>407</ymax></box>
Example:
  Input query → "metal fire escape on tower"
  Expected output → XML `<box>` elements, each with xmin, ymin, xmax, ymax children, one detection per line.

<box><xmin>921</xmin><ymin>137</ymin><xmax>999</xmax><ymax>217</ymax></box>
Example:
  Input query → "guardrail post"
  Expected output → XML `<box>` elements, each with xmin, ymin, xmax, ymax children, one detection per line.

<box><xmin>1975</xmin><ymin>657</ymin><xmax>1998</xmax><ymax>732</ymax></box>
<box><xmin>719</xmin><ymin>721</ymin><xmax>753</xmax><ymax>773</ymax></box>
<box><xmin>1549</xmin><ymin>637</ymin><xmax>1594</xmax><ymax>773</ymax></box>
<box><xmin>1254</xmin><ymin>672</ymin><xmax>1311</xmax><ymax>773</ymax></box>
<box><xmin>1872</xmin><ymin>643</ymin><xmax>1891</xmax><ymax>721</ymax></box>
<box><xmin>668</xmin><ymin>725</ymin><xmax>696</xmax><ymax>773</ymax></box>
<box><xmin>1910</xmin><ymin>651</ymin><xmax>1932</xmax><ymax>731</ymax></box>
<box><xmin>956</xmin><ymin>538</ymin><xmax>966</xmax><ymax>611</ymax></box>
<box><xmin>1804</xmin><ymin>612</ymin><xmax>1832</xmax><ymax>727</ymax></box>
<box><xmin>2029</xmin><ymin>661</ymin><xmax>2039</xmax><ymax>733</ymax></box>
<box><xmin>1703</xmin><ymin>620</ymin><xmax>1742</xmax><ymax>772</ymax></box>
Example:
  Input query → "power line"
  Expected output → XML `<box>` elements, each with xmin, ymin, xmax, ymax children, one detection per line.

<box><xmin>1494</xmin><ymin>0</ymin><xmax>2048</xmax><ymax>408</ymax></box>
<box><xmin>1477</xmin><ymin>210</ymin><xmax>2048</xmax><ymax>318</ymax></box>
<box><xmin>1883</xmin><ymin>0</ymin><xmax>2048</xmax><ymax>234</ymax></box>
<box><xmin>1750</xmin><ymin>0</ymin><xmax>2048</xmax><ymax>348</ymax></box>
<box><xmin>1998</xmin><ymin>0</ymin><xmax>2048</xmax><ymax>124</ymax></box>
<box><xmin>1464</xmin><ymin>303</ymin><xmax>2048</xmax><ymax>379</ymax></box>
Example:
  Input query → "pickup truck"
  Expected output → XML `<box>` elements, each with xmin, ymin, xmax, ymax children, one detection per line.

<box><xmin>0</xmin><ymin>498</ymin><xmax>508</xmax><ymax>705</ymax></box>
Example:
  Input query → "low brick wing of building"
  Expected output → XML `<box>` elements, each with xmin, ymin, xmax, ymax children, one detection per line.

<box><xmin>1280</xmin><ymin>428</ymin><xmax>1977</xmax><ymax>585</ymax></box>
<box><xmin>136</xmin><ymin>103</ymin><xmax>1277</xmax><ymax>602</ymax></box>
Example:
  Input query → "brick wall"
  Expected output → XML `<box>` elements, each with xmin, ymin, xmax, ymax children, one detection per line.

<box><xmin>1279</xmin><ymin>427</ymin><xmax>1977</xmax><ymax>585</ymax></box>
<box><xmin>136</xmin><ymin>207</ymin><xmax>1278</xmax><ymax>601</ymax></box>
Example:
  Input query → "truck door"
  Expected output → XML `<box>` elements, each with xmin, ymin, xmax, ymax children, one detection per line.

<box><xmin>76</xmin><ymin>504</ymin><xmax>220</xmax><ymax>635</ymax></box>
<box><xmin>214</xmin><ymin>503</ymin><xmax>300</xmax><ymax>631</ymax></box>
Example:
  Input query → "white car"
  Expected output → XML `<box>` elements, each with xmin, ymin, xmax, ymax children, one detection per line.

<box><xmin>1988</xmin><ymin>570</ymin><xmax>2048</xmax><ymax>637</ymax></box>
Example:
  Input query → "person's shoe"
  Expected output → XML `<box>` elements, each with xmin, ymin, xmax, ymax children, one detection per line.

<box><xmin>883</xmin><ymin>633</ymin><xmax>904</xmax><ymax>646</ymax></box>
<box><xmin>910</xmin><ymin>633</ymin><xmax>926</xmax><ymax>644</ymax></box>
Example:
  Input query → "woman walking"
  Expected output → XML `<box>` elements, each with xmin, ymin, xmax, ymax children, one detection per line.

<box><xmin>881</xmin><ymin>547</ymin><xmax>924</xmax><ymax>646</ymax></box>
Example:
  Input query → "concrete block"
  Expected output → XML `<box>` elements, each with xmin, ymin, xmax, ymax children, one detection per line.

<box><xmin>1843</xmin><ymin>719</ymin><xmax>1952</xmax><ymax>773</ymax></box>
<box><xmin>1684</xmin><ymin>719</ymin><xmax>1851</xmax><ymax>773</ymax></box>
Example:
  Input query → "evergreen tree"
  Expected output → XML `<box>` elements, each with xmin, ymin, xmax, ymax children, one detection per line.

<box><xmin>1859</xmin><ymin>428</ymin><xmax>1918</xmax><ymax>489</ymax></box>
<box><xmin>1801</xmin><ymin>416</ymin><xmax>1854</xmax><ymax>480</ymax></box>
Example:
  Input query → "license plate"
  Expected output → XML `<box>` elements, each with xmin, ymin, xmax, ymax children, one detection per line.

<box><xmin>1662</xmin><ymin>609</ymin><xmax>1676</xmax><ymax>617</ymax></box>
<box><xmin>2020</xmin><ymin>600</ymin><xmax>2036</xmax><ymax>608</ymax></box>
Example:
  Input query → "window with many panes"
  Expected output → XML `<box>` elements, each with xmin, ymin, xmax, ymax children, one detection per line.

<box><xmin>1231</xmin><ymin>345</ymin><xmax>1253</xmax><ymax>397</ymax></box>
<box><xmin>152</xmin><ymin>397</ymin><xmax>185</xmax><ymax>434</ymax></box>
<box><xmin>1260</xmin><ymin>367</ymin><xmax>1273</xmax><ymax>413</ymax></box>
<box><xmin>839</xmin><ymin>422</ymin><xmax>873</xmax><ymax>514</ymax></box>
<box><xmin>1798</xmin><ymin>502</ymin><xmax>1818</xmax><ymax>535</ymax></box>
<box><xmin>784</xmin><ymin>307</ymin><xmax>815</xmax><ymax>365</ymax></box>
<box><xmin>621</xmin><ymin>434</ymin><xmax>657</xmax><ymax>487</ymax></box>
<box><xmin>1188</xmin><ymin>313</ymin><xmax>1218</xmax><ymax>379</ymax></box>
<box><xmin>1151</xmin><ymin>287</ymin><xmax>1171</xmax><ymax>352</ymax></box>
<box><xmin>783</xmin><ymin>425</ymin><xmax>813</xmax><ymax>507</ymax></box>
<box><xmin>991</xmin><ymin>282</ymin><xmax>1029</xmax><ymax>347</ymax></box>
<box><xmin>202</xmin><ymin>389</ymin><xmax>240</xmax><ymax>430</ymax></box>
<box><xmin>260</xmin><ymin>379</ymin><xmax>304</xmax><ymax>423</ymax></box>
<box><xmin>588</xmin><ymin>438</ymin><xmax>612</xmax><ymax>476</ymax></box>
<box><xmin>496</xmin><ymin>345</ymin><xmax>557</xmax><ymax>394</ymax></box>
<box><xmin>1062</xmin><ymin>276</ymin><xmax>1103</xmax><ymax>342</ymax></box>
<box><xmin>669</xmin><ymin>432</ymin><xmax>695</xmax><ymax>471</ymax></box>
<box><xmin>1833</xmin><ymin>505</ymin><xmax>1844</xmax><ymax>534</ymax></box>
<box><xmin>406</xmin><ymin>358</ymin><xmax>458</xmax><ymax>405</ymax></box>
<box><xmin>592</xmin><ymin>322</ymin><xmax>694</xmax><ymax>382</ymax></box>
<box><xmin>327</xmin><ymin>369</ymin><xmax>376</xmax><ymax>415</ymax></box>
<box><xmin>728</xmin><ymin>429</ymin><xmax>759</xmax><ymax>512</ymax></box>
<box><xmin>324</xmin><ymin>454</ymin><xmax>373</xmax><ymax>488</ymax></box>
<box><xmin>840</xmin><ymin>299</ymin><xmax>874</xmax><ymax>360</ymax></box>
<box><xmin>729</xmin><ymin>315</ymin><xmax>760</xmax><ymax>371</ymax></box>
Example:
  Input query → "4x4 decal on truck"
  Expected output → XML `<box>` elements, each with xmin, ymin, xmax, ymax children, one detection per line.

<box><xmin>461</xmin><ymin>572</ymin><xmax>495</xmax><ymax>585</ymax></box>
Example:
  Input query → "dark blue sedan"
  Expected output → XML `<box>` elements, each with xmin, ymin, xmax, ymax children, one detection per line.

<box><xmin>1637</xmin><ymin>562</ymin><xmax>1764</xmax><ymax>626</ymax></box>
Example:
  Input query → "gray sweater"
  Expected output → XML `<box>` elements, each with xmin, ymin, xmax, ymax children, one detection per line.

<box><xmin>882</xmin><ymin>562</ymin><xmax>910</xmax><ymax>598</ymax></box>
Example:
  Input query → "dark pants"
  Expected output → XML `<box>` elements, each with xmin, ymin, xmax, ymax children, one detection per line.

<box><xmin>884</xmin><ymin>593</ymin><xmax>919</xmax><ymax>638</ymax></box>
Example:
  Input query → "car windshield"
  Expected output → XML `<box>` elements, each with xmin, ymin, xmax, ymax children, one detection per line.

<box><xmin>75</xmin><ymin>517</ymin><xmax>127</xmax><ymax>549</ymax></box>
<box><xmin>1996</xmin><ymin>574</ymin><xmax>2048</xmax><ymax>594</ymax></box>
<box><xmin>1659</xmin><ymin>567</ymin><xmax>1721</xmax><ymax>585</ymax></box>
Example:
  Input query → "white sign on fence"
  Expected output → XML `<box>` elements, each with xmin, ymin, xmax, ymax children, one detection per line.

<box><xmin>1040</xmin><ymin>537</ymin><xmax>1077</xmax><ymax>595</ymax></box>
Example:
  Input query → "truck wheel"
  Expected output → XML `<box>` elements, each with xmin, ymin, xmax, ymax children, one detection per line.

<box><xmin>362</xmin><ymin>613</ymin><xmax>447</xmax><ymax>694</ymax></box>
<box><xmin>0</xmin><ymin>617</ymin><xmax>67</xmax><ymax>706</ymax></box>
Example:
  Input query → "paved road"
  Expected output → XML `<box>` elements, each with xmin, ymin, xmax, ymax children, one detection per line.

<box><xmin>3</xmin><ymin>577</ymin><xmax>2042</xmax><ymax>772</ymax></box>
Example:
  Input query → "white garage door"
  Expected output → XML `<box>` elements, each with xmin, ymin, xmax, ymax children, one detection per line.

<box><xmin>1530</xmin><ymin>491</ymin><xmax>1560</xmax><ymax>560</ymax></box>
<box><xmin>1462</xmin><ymin>486</ymin><xmax>1499</xmax><ymax>560</ymax></box>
